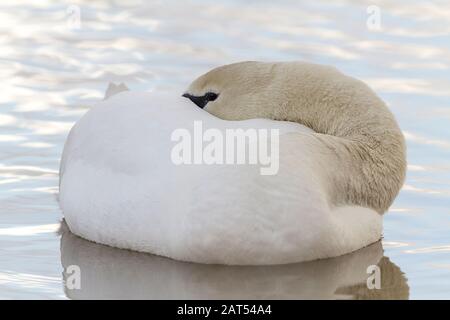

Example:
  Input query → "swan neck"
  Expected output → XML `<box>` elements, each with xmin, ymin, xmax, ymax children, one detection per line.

<box><xmin>283</xmin><ymin>84</ymin><xmax>406</xmax><ymax>213</ymax></box>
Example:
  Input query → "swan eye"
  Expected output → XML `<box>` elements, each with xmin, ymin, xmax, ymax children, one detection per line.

<box><xmin>205</xmin><ymin>92</ymin><xmax>218</xmax><ymax>102</ymax></box>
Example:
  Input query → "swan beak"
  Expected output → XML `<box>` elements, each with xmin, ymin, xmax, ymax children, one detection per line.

<box><xmin>182</xmin><ymin>93</ymin><xmax>208</xmax><ymax>109</ymax></box>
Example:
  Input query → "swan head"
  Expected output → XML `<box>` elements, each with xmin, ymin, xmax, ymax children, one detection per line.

<box><xmin>183</xmin><ymin>60</ymin><xmax>404</xmax><ymax>140</ymax></box>
<box><xmin>183</xmin><ymin>61</ymin><xmax>349</xmax><ymax>129</ymax></box>
<box><xmin>183</xmin><ymin>61</ymin><xmax>286</xmax><ymax>121</ymax></box>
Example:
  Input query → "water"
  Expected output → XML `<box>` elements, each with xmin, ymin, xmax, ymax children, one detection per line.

<box><xmin>1</xmin><ymin>0</ymin><xmax>449</xmax><ymax>299</ymax></box>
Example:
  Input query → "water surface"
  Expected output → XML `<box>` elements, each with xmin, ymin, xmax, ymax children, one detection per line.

<box><xmin>1</xmin><ymin>0</ymin><xmax>450</xmax><ymax>299</ymax></box>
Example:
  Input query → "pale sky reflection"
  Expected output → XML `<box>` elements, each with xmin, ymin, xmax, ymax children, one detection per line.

<box><xmin>0</xmin><ymin>0</ymin><xmax>449</xmax><ymax>299</ymax></box>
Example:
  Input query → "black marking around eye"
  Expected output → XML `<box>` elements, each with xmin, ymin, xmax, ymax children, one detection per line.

<box><xmin>182</xmin><ymin>92</ymin><xmax>219</xmax><ymax>109</ymax></box>
<box><xmin>205</xmin><ymin>92</ymin><xmax>218</xmax><ymax>102</ymax></box>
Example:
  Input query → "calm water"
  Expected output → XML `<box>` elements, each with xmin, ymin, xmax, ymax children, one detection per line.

<box><xmin>1</xmin><ymin>0</ymin><xmax>450</xmax><ymax>299</ymax></box>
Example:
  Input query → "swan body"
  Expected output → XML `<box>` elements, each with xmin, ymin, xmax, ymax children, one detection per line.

<box><xmin>59</xmin><ymin>61</ymin><xmax>406</xmax><ymax>265</ymax></box>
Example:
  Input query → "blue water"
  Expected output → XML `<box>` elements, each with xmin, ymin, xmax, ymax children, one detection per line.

<box><xmin>1</xmin><ymin>0</ymin><xmax>450</xmax><ymax>299</ymax></box>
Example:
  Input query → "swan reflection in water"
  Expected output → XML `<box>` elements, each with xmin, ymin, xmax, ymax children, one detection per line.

<box><xmin>59</xmin><ymin>221</ymin><xmax>409</xmax><ymax>299</ymax></box>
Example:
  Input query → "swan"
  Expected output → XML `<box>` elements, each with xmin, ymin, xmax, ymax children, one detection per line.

<box><xmin>59</xmin><ymin>61</ymin><xmax>406</xmax><ymax>265</ymax></box>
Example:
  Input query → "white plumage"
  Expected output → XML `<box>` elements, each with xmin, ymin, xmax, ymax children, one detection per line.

<box><xmin>59</xmin><ymin>90</ymin><xmax>382</xmax><ymax>265</ymax></box>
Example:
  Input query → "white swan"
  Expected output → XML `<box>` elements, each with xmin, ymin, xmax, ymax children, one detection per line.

<box><xmin>59</xmin><ymin>61</ymin><xmax>406</xmax><ymax>265</ymax></box>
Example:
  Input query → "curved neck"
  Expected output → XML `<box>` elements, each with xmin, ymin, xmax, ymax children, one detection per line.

<box><xmin>278</xmin><ymin>75</ymin><xmax>406</xmax><ymax>213</ymax></box>
<box><xmin>312</xmin><ymin>128</ymin><xmax>406</xmax><ymax>214</ymax></box>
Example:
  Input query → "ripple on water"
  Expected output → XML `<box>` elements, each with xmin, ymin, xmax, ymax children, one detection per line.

<box><xmin>0</xmin><ymin>0</ymin><xmax>450</xmax><ymax>299</ymax></box>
